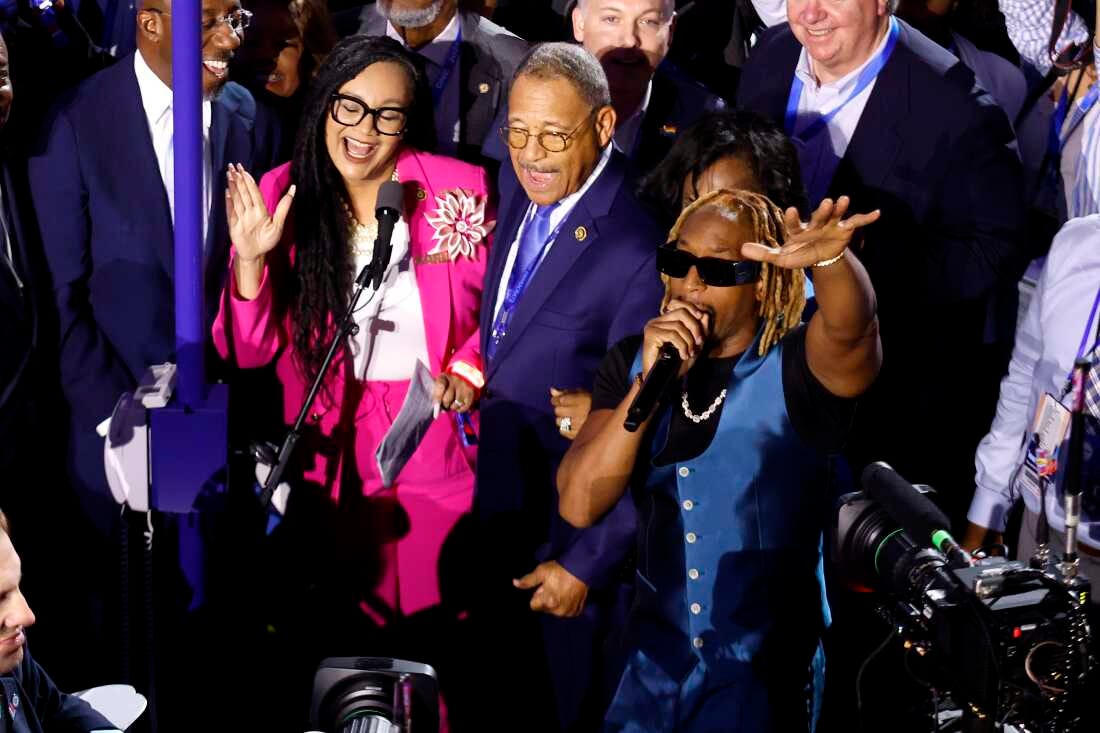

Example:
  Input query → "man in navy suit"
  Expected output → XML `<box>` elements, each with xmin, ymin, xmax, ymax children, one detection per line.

<box><xmin>737</xmin><ymin>0</ymin><xmax>1027</xmax><ymax>524</ymax></box>
<box><xmin>28</xmin><ymin>0</ymin><xmax>277</xmax><ymax>539</ymax></box>
<box><xmin>474</xmin><ymin>42</ymin><xmax>663</xmax><ymax>731</ymax></box>
<box><xmin>24</xmin><ymin>0</ymin><xmax>277</xmax><ymax>709</ymax></box>
<box><xmin>570</xmin><ymin>0</ymin><xmax>725</xmax><ymax>172</ymax></box>
<box><xmin>737</xmin><ymin>1</ymin><xmax>1028</xmax><ymax>724</ymax></box>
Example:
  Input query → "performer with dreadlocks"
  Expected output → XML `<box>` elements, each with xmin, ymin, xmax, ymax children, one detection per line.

<box><xmin>558</xmin><ymin>189</ymin><xmax>882</xmax><ymax>731</ymax></box>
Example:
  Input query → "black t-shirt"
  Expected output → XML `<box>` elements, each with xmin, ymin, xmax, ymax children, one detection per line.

<box><xmin>591</xmin><ymin>325</ymin><xmax>858</xmax><ymax>464</ymax></box>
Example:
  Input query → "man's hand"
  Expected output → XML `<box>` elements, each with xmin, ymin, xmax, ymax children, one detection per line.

<box><xmin>740</xmin><ymin>196</ymin><xmax>880</xmax><ymax>269</ymax></box>
<box><xmin>513</xmin><ymin>561</ymin><xmax>589</xmax><ymax>618</ymax></box>
<box><xmin>962</xmin><ymin>521</ymin><xmax>1003</xmax><ymax>554</ymax></box>
<box><xmin>550</xmin><ymin>388</ymin><xmax>592</xmax><ymax>440</ymax></box>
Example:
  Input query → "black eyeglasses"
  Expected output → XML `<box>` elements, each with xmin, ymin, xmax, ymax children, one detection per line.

<box><xmin>330</xmin><ymin>94</ymin><xmax>409</xmax><ymax>136</ymax></box>
<box><xmin>656</xmin><ymin>245</ymin><xmax>761</xmax><ymax>287</ymax></box>
<box><xmin>498</xmin><ymin>109</ymin><xmax>597</xmax><ymax>153</ymax></box>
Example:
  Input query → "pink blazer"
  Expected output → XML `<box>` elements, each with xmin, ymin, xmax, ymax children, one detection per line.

<box><xmin>213</xmin><ymin>148</ymin><xmax>493</xmax><ymax>495</ymax></box>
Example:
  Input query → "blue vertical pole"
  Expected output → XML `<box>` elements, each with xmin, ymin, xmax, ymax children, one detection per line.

<box><xmin>172</xmin><ymin>0</ymin><xmax>205</xmax><ymax>407</ymax></box>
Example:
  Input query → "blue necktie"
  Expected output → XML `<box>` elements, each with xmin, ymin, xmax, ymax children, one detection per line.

<box><xmin>487</xmin><ymin>204</ymin><xmax>558</xmax><ymax>363</ymax></box>
<box><xmin>507</xmin><ymin>203</ymin><xmax>556</xmax><ymax>291</ymax></box>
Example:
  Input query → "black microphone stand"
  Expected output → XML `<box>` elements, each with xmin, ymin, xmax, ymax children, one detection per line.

<box><xmin>252</xmin><ymin>261</ymin><xmax>378</xmax><ymax>509</ymax></box>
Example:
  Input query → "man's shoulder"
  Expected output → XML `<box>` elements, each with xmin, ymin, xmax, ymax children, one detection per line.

<box><xmin>892</xmin><ymin>20</ymin><xmax>990</xmax><ymax>109</ymax></box>
<box><xmin>59</xmin><ymin>54</ymin><xmax>135</xmax><ymax>113</ymax></box>
<box><xmin>460</xmin><ymin>10</ymin><xmax>529</xmax><ymax>65</ymax></box>
<box><xmin>654</xmin><ymin>63</ymin><xmax>726</xmax><ymax>115</ymax></box>
<box><xmin>214</xmin><ymin>81</ymin><xmax>258</xmax><ymax>123</ymax></box>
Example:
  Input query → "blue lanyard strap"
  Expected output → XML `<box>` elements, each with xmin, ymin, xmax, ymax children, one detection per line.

<box><xmin>1048</xmin><ymin>81</ymin><xmax>1100</xmax><ymax>158</ymax></box>
<box><xmin>784</xmin><ymin>16</ymin><xmax>899</xmax><ymax>141</ymax></box>
<box><xmin>430</xmin><ymin>27</ymin><xmax>463</xmax><ymax>106</ymax></box>
<box><xmin>489</xmin><ymin>209</ymin><xmax>565</xmax><ymax>350</ymax></box>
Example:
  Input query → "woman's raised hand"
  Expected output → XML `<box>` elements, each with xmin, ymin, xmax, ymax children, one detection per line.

<box><xmin>226</xmin><ymin>163</ymin><xmax>295</xmax><ymax>265</ymax></box>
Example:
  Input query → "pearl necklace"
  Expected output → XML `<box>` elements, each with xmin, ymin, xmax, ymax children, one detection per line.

<box><xmin>347</xmin><ymin>168</ymin><xmax>400</xmax><ymax>257</ymax></box>
<box><xmin>681</xmin><ymin>388</ymin><xmax>727</xmax><ymax>423</ymax></box>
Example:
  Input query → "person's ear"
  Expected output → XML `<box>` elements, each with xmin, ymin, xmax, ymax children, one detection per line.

<box><xmin>593</xmin><ymin>104</ymin><xmax>616</xmax><ymax>148</ymax></box>
<box><xmin>571</xmin><ymin>5</ymin><xmax>585</xmax><ymax>43</ymax></box>
<box><xmin>138</xmin><ymin>8</ymin><xmax>164</xmax><ymax>43</ymax></box>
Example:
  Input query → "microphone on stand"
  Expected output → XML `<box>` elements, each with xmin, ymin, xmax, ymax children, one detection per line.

<box><xmin>257</xmin><ymin>180</ymin><xmax>405</xmax><ymax>510</ymax></box>
<box><xmin>624</xmin><ymin>344</ymin><xmax>682</xmax><ymax>432</ymax></box>
<box><xmin>365</xmin><ymin>180</ymin><xmax>404</xmax><ymax>289</ymax></box>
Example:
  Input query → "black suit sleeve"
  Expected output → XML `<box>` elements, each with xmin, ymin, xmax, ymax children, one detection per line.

<box><xmin>18</xmin><ymin>645</ymin><xmax>118</xmax><ymax>731</ymax></box>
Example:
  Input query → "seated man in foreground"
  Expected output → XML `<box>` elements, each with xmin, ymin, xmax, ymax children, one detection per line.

<box><xmin>0</xmin><ymin>510</ymin><xmax>120</xmax><ymax>732</ymax></box>
<box><xmin>558</xmin><ymin>190</ymin><xmax>882</xmax><ymax>731</ymax></box>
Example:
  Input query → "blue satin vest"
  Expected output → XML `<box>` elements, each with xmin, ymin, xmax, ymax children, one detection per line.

<box><xmin>626</xmin><ymin>329</ymin><xmax>832</xmax><ymax>703</ymax></box>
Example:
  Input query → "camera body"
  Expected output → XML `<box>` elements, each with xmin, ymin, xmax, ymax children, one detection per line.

<box><xmin>833</xmin><ymin>491</ymin><xmax>1093</xmax><ymax>730</ymax></box>
<box><xmin>310</xmin><ymin>658</ymin><xmax>439</xmax><ymax>733</ymax></box>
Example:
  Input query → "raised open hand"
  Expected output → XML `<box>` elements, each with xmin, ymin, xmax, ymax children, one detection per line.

<box><xmin>739</xmin><ymin>196</ymin><xmax>880</xmax><ymax>271</ymax></box>
<box><xmin>226</xmin><ymin>163</ymin><xmax>295</xmax><ymax>265</ymax></box>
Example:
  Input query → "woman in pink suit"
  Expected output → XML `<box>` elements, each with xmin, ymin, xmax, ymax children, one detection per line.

<box><xmin>214</xmin><ymin>35</ymin><xmax>492</xmax><ymax>641</ymax></box>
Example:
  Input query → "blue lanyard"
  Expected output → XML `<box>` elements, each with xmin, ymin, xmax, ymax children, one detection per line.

<box><xmin>784</xmin><ymin>17</ymin><xmax>899</xmax><ymax>142</ymax></box>
<box><xmin>1060</xmin><ymin>285</ymin><xmax>1100</xmax><ymax>396</ymax></box>
<box><xmin>489</xmin><ymin>209</ymin><xmax>564</xmax><ymax>351</ymax></box>
<box><xmin>430</xmin><ymin>27</ymin><xmax>463</xmax><ymax>107</ymax></box>
<box><xmin>1048</xmin><ymin>82</ymin><xmax>1100</xmax><ymax>158</ymax></box>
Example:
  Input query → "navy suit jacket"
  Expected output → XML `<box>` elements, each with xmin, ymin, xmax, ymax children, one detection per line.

<box><xmin>1</xmin><ymin>643</ymin><xmax>116</xmax><ymax>733</ymax></box>
<box><xmin>631</xmin><ymin>62</ymin><xmax>726</xmax><ymax>174</ymax></box>
<box><xmin>737</xmin><ymin>21</ymin><xmax>1027</xmax><ymax>502</ymax></box>
<box><xmin>26</xmin><ymin>55</ymin><xmax>277</xmax><ymax>530</ymax></box>
<box><xmin>476</xmin><ymin>151</ymin><xmax>664</xmax><ymax>588</ymax></box>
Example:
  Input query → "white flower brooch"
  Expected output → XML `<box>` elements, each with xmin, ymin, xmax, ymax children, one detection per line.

<box><xmin>424</xmin><ymin>189</ymin><xmax>494</xmax><ymax>263</ymax></box>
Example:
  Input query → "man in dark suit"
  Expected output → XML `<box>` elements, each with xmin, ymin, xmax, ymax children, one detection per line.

<box><xmin>24</xmin><ymin>0</ymin><xmax>277</xmax><ymax>709</ymax></box>
<box><xmin>570</xmin><ymin>0</ymin><xmax>725</xmax><ymax>172</ymax></box>
<box><xmin>474</xmin><ymin>42</ymin><xmax>663</xmax><ymax>731</ymax></box>
<box><xmin>0</xmin><ymin>509</ymin><xmax>119</xmax><ymax>733</ymax></box>
<box><xmin>357</xmin><ymin>0</ymin><xmax>528</xmax><ymax>166</ymax></box>
<box><xmin>737</xmin><ymin>0</ymin><xmax>1026</xmax><ymax>523</ymax></box>
<box><xmin>737</xmin><ymin>1</ymin><xmax>1027</xmax><ymax>725</ymax></box>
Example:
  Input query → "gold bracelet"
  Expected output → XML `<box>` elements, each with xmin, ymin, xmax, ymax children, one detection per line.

<box><xmin>813</xmin><ymin>250</ymin><xmax>846</xmax><ymax>268</ymax></box>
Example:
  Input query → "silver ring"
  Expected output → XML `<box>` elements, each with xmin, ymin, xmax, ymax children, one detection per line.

<box><xmin>452</xmin><ymin>399</ymin><xmax>464</xmax><ymax>410</ymax></box>
<box><xmin>559</xmin><ymin>416</ymin><xmax>573</xmax><ymax>434</ymax></box>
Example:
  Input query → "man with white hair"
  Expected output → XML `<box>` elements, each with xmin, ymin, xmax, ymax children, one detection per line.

<box><xmin>570</xmin><ymin>0</ymin><xmax>724</xmax><ymax>171</ymax></box>
<box><xmin>358</xmin><ymin>0</ymin><xmax>529</xmax><ymax>165</ymax></box>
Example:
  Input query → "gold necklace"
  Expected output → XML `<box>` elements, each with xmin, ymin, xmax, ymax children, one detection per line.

<box><xmin>346</xmin><ymin>168</ymin><xmax>400</xmax><ymax>257</ymax></box>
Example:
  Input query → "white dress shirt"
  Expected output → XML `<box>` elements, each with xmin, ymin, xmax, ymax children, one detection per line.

<box><xmin>751</xmin><ymin>0</ymin><xmax>789</xmax><ymax>28</ymax></box>
<box><xmin>387</xmin><ymin>11</ymin><xmax>462</xmax><ymax>155</ymax></box>
<box><xmin>789</xmin><ymin>22</ymin><xmax>892</xmax><ymax>206</ymax></box>
<box><xmin>349</xmin><ymin>217</ymin><xmax>431</xmax><ymax>381</ymax></box>
<box><xmin>134</xmin><ymin>50</ymin><xmax>213</xmax><ymax>244</ymax></box>
<box><xmin>1000</xmin><ymin>0</ymin><xmax>1100</xmax><ymax>218</ymax></box>
<box><xmin>613</xmin><ymin>80</ymin><xmax>653</xmax><ymax>158</ymax></box>
<box><xmin>492</xmin><ymin>144</ymin><xmax>613</xmax><ymax>319</ymax></box>
<box><xmin>970</xmin><ymin>214</ymin><xmax>1100</xmax><ymax>549</ymax></box>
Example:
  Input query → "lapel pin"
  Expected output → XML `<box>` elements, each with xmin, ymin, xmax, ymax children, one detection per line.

<box><xmin>574</xmin><ymin>225</ymin><xmax>588</xmax><ymax>242</ymax></box>
<box><xmin>660</xmin><ymin>123</ymin><xmax>678</xmax><ymax>137</ymax></box>
<box><xmin>478</xmin><ymin>82</ymin><xmax>491</xmax><ymax>94</ymax></box>
<box><xmin>416</xmin><ymin>188</ymin><xmax>427</xmax><ymax>201</ymax></box>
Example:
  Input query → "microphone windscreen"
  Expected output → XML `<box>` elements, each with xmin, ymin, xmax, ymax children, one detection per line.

<box><xmin>376</xmin><ymin>180</ymin><xmax>404</xmax><ymax>216</ymax></box>
<box><xmin>861</xmin><ymin>462</ymin><xmax>952</xmax><ymax>541</ymax></box>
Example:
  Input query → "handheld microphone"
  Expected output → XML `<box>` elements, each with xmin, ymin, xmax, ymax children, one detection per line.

<box><xmin>624</xmin><ymin>344</ymin><xmax>682</xmax><ymax>432</ymax></box>
<box><xmin>861</xmin><ymin>462</ymin><xmax>973</xmax><ymax>569</ymax></box>
<box><xmin>363</xmin><ymin>180</ymin><xmax>404</xmax><ymax>289</ymax></box>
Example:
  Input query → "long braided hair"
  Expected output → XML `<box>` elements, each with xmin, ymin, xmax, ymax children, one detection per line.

<box><xmin>289</xmin><ymin>35</ymin><xmax>434</xmax><ymax>388</ymax></box>
<box><xmin>665</xmin><ymin>189</ymin><xmax>805</xmax><ymax>356</ymax></box>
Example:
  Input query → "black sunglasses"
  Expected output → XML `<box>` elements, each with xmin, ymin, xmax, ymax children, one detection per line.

<box><xmin>656</xmin><ymin>245</ymin><xmax>761</xmax><ymax>287</ymax></box>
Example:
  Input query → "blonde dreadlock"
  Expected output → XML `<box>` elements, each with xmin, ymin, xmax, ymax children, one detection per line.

<box><xmin>665</xmin><ymin>189</ymin><xmax>805</xmax><ymax>356</ymax></box>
